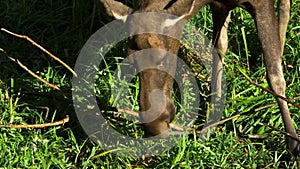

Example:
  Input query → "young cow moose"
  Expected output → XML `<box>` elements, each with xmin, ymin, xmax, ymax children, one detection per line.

<box><xmin>100</xmin><ymin>0</ymin><xmax>300</xmax><ymax>156</ymax></box>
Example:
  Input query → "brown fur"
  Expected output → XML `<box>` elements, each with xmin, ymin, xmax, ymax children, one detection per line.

<box><xmin>101</xmin><ymin>0</ymin><xmax>299</xmax><ymax>156</ymax></box>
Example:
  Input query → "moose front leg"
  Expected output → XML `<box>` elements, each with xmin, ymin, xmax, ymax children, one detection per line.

<box><xmin>209</xmin><ymin>2</ymin><xmax>230</xmax><ymax>122</ymax></box>
<box><xmin>278</xmin><ymin>0</ymin><xmax>290</xmax><ymax>54</ymax></box>
<box><xmin>211</xmin><ymin>2</ymin><xmax>231</xmax><ymax>55</ymax></box>
<box><xmin>252</xmin><ymin>1</ymin><xmax>300</xmax><ymax>156</ymax></box>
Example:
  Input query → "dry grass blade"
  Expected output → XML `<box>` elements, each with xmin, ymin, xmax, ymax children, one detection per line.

<box><xmin>1</xmin><ymin>28</ymin><xmax>77</xmax><ymax>77</ymax></box>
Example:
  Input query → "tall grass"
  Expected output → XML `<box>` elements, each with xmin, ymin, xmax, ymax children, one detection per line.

<box><xmin>0</xmin><ymin>0</ymin><xmax>300</xmax><ymax>168</ymax></box>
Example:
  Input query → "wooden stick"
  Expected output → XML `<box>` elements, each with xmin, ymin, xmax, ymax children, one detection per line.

<box><xmin>117</xmin><ymin>108</ymin><xmax>139</xmax><ymax>117</ymax></box>
<box><xmin>115</xmin><ymin>108</ymin><xmax>240</xmax><ymax>133</ymax></box>
<box><xmin>198</xmin><ymin>114</ymin><xmax>240</xmax><ymax>134</ymax></box>
<box><xmin>237</xmin><ymin>65</ymin><xmax>300</xmax><ymax>110</ymax></box>
<box><xmin>267</xmin><ymin>124</ymin><xmax>300</xmax><ymax>142</ymax></box>
<box><xmin>251</xmin><ymin>81</ymin><xmax>300</xmax><ymax>110</ymax></box>
<box><xmin>0</xmin><ymin>48</ymin><xmax>60</xmax><ymax>90</ymax></box>
<box><xmin>0</xmin><ymin>115</ymin><xmax>69</xmax><ymax>128</ymax></box>
<box><xmin>255</xmin><ymin>96</ymin><xmax>300</xmax><ymax>112</ymax></box>
<box><xmin>1</xmin><ymin>28</ymin><xmax>77</xmax><ymax>77</ymax></box>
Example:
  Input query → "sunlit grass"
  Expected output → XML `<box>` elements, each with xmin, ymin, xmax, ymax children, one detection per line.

<box><xmin>0</xmin><ymin>0</ymin><xmax>300</xmax><ymax>168</ymax></box>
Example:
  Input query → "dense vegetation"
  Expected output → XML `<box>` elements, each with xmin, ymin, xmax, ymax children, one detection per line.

<box><xmin>0</xmin><ymin>0</ymin><xmax>300</xmax><ymax>168</ymax></box>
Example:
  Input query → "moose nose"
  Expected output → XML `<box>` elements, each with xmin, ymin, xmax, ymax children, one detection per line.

<box><xmin>143</xmin><ymin>121</ymin><xmax>170</xmax><ymax>138</ymax></box>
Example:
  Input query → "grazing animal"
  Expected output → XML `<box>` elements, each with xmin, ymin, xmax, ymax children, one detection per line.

<box><xmin>100</xmin><ymin>0</ymin><xmax>300</xmax><ymax>156</ymax></box>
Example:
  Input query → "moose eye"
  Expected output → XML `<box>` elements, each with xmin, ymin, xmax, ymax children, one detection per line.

<box><xmin>128</xmin><ymin>39</ymin><xmax>140</xmax><ymax>50</ymax></box>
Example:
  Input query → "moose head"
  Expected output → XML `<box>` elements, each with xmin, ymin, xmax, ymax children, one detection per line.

<box><xmin>100</xmin><ymin>0</ymin><xmax>209</xmax><ymax>137</ymax></box>
<box><xmin>100</xmin><ymin>0</ymin><xmax>300</xmax><ymax>157</ymax></box>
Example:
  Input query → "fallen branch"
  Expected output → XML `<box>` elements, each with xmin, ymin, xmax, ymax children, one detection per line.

<box><xmin>117</xmin><ymin>108</ymin><xmax>139</xmax><ymax>117</ymax></box>
<box><xmin>0</xmin><ymin>115</ymin><xmax>69</xmax><ymax>128</ymax></box>
<box><xmin>199</xmin><ymin>114</ymin><xmax>240</xmax><ymax>134</ymax></box>
<box><xmin>0</xmin><ymin>48</ymin><xmax>60</xmax><ymax>90</ymax></box>
<box><xmin>237</xmin><ymin>66</ymin><xmax>300</xmax><ymax>110</ymax></box>
<box><xmin>254</xmin><ymin>103</ymin><xmax>276</xmax><ymax>112</ymax></box>
<box><xmin>115</xmin><ymin>107</ymin><xmax>240</xmax><ymax>134</ymax></box>
<box><xmin>114</xmin><ymin>107</ymin><xmax>300</xmax><ymax>140</ymax></box>
<box><xmin>247</xmin><ymin>134</ymin><xmax>268</xmax><ymax>139</ymax></box>
<box><xmin>1</xmin><ymin>28</ymin><xmax>77</xmax><ymax>77</ymax></box>
<box><xmin>267</xmin><ymin>124</ymin><xmax>300</xmax><ymax>142</ymax></box>
<box><xmin>255</xmin><ymin>96</ymin><xmax>300</xmax><ymax>112</ymax></box>
<box><xmin>252</xmin><ymin>82</ymin><xmax>300</xmax><ymax>110</ymax></box>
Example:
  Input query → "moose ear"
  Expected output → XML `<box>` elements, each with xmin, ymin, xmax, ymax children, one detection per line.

<box><xmin>100</xmin><ymin>0</ymin><xmax>133</xmax><ymax>19</ymax></box>
<box><xmin>164</xmin><ymin>0</ymin><xmax>197</xmax><ymax>20</ymax></box>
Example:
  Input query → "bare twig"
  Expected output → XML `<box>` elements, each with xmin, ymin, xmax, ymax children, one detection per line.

<box><xmin>115</xmin><ymin>107</ymin><xmax>240</xmax><ymax>133</ymax></box>
<box><xmin>254</xmin><ymin>103</ymin><xmax>276</xmax><ymax>112</ymax></box>
<box><xmin>1</xmin><ymin>28</ymin><xmax>77</xmax><ymax>77</ymax></box>
<box><xmin>0</xmin><ymin>115</ymin><xmax>69</xmax><ymax>128</ymax></box>
<box><xmin>116</xmin><ymin>108</ymin><xmax>190</xmax><ymax>131</ymax></box>
<box><xmin>262</xmin><ymin>163</ymin><xmax>274</xmax><ymax>169</ymax></box>
<box><xmin>10</xmin><ymin>56</ymin><xmax>60</xmax><ymax>90</ymax></box>
<box><xmin>252</xmin><ymin>82</ymin><xmax>300</xmax><ymax>110</ymax></box>
<box><xmin>0</xmin><ymin>48</ymin><xmax>60</xmax><ymax>90</ymax></box>
<box><xmin>255</xmin><ymin>96</ymin><xmax>300</xmax><ymax>112</ymax></box>
<box><xmin>267</xmin><ymin>124</ymin><xmax>300</xmax><ymax>142</ymax></box>
<box><xmin>199</xmin><ymin>114</ymin><xmax>240</xmax><ymax>133</ymax></box>
<box><xmin>247</xmin><ymin>134</ymin><xmax>268</xmax><ymax>139</ymax></box>
<box><xmin>237</xmin><ymin>66</ymin><xmax>300</xmax><ymax>110</ymax></box>
<box><xmin>117</xmin><ymin>108</ymin><xmax>139</xmax><ymax>117</ymax></box>
<box><xmin>170</xmin><ymin>114</ymin><xmax>240</xmax><ymax>136</ymax></box>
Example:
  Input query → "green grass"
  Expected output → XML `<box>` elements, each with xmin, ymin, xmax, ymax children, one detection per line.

<box><xmin>1</xmin><ymin>0</ymin><xmax>300</xmax><ymax>168</ymax></box>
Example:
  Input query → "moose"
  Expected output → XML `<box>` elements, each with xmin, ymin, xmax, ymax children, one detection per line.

<box><xmin>100</xmin><ymin>0</ymin><xmax>300</xmax><ymax>156</ymax></box>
